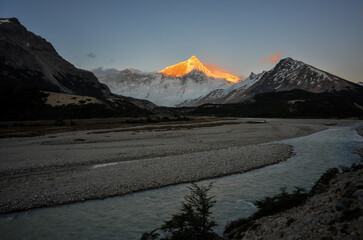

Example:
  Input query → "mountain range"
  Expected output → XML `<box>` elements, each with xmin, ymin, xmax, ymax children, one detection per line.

<box><xmin>1</xmin><ymin>17</ymin><xmax>362</xmax><ymax>120</ymax></box>
<box><xmin>100</xmin><ymin>55</ymin><xmax>363</xmax><ymax>118</ymax></box>
<box><xmin>96</xmin><ymin>55</ymin><xmax>363</xmax><ymax>114</ymax></box>
<box><xmin>95</xmin><ymin>56</ymin><xmax>240</xmax><ymax>107</ymax></box>
<box><xmin>180</xmin><ymin>57</ymin><xmax>362</xmax><ymax>106</ymax></box>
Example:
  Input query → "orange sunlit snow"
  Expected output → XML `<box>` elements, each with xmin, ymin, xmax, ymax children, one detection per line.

<box><xmin>159</xmin><ymin>56</ymin><xmax>240</xmax><ymax>83</ymax></box>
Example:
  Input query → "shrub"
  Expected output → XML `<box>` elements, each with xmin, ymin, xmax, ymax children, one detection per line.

<box><xmin>224</xmin><ymin>187</ymin><xmax>308</xmax><ymax>236</ymax></box>
<box><xmin>141</xmin><ymin>183</ymin><xmax>219</xmax><ymax>240</ymax></box>
<box><xmin>310</xmin><ymin>168</ymin><xmax>339</xmax><ymax>195</ymax></box>
<box><xmin>253</xmin><ymin>187</ymin><xmax>308</xmax><ymax>219</ymax></box>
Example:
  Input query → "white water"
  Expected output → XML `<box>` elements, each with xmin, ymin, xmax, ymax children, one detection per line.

<box><xmin>0</xmin><ymin>123</ymin><xmax>362</xmax><ymax>240</ymax></box>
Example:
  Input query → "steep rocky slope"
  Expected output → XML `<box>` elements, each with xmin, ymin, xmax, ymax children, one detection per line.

<box><xmin>220</xmin><ymin>57</ymin><xmax>362</xmax><ymax>104</ymax></box>
<box><xmin>0</xmin><ymin>18</ymin><xmax>110</xmax><ymax>97</ymax></box>
<box><xmin>0</xmin><ymin>18</ymin><xmax>153</xmax><ymax>119</ymax></box>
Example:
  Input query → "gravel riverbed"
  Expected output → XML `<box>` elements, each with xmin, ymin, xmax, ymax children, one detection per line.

<box><xmin>0</xmin><ymin>118</ymin><xmax>359</xmax><ymax>214</ymax></box>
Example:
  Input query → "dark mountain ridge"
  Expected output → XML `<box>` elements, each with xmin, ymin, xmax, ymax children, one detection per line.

<box><xmin>190</xmin><ymin>89</ymin><xmax>363</xmax><ymax>118</ymax></box>
<box><xmin>0</xmin><ymin>18</ymin><xmax>154</xmax><ymax>120</ymax></box>
<box><xmin>0</xmin><ymin>18</ymin><xmax>111</xmax><ymax>97</ymax></box>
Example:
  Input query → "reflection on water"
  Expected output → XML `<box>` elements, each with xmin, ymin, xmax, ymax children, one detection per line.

<box><xmin>1</xmin><ymin>123</ymin><xmax>362</xmax><ymax>240</ymax></box>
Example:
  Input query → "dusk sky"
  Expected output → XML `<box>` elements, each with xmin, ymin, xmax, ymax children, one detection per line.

<box><xmin>1</xmin><ymin>0</ymin><xmax>362</xmax><ymax>83</ymax></box>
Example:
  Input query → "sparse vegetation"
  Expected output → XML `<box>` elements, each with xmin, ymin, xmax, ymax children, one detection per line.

<box><xmin>192</xmin><ymin>89</ymin><xmax>363</xmax><ymax>119</ymax></box>
<box><xmin>224</xmin><ymin>187</ymin><xmax>308</xmax><ymax>236</ymax></box>
<box><xmin>223</xmin><ymin>165</ymin><xmax>362</xmax><ymax>238</ymax></box>
<box><xmin>0</xmin><ymin>86</ymin><xmax>150</xmax><ymax>121</ymax></box>
<box><xmin>140</xmin><ymin>183</ymin><xmax>220</xmax><ymax>240</ymax></box>
<box><xmin>0</xmin><ymin>116</ymin><xmax>225</xmax><ymax>138</ymax></box>
<box><xmin>310</xmin><ymin>168</ymin><xmax>339</xmax><ymax>195</ymax></box>
<box><xmin>253</xmin><ymin>187</ymin><xmax>308</xmax><ymax>218</ymax></box>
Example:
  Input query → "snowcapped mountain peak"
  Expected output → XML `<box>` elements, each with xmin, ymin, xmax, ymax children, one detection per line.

<box><xmin>97</xmin><ymin>57</ymin><xmax>233</xmax><ymax>106</ymax></box>
<box><xmin>280</xmin><ymin>57</ymin><xmax>294</xmax><ymax>62</ymax></box>
<box><xmin>185</xmin><ymin>55</ymin><xmax>204</xmax><ymax>72</ymax></box>
<box><xmin>159</xmin><ymin>56</ymin><xmax>240</xmax><ymax>83</ymax></box>
<box><xmin>232</xmin><ymin>57</ymin><xmax>362</xmax><ymax>102</ymax></box>
<box><xmin>276</xmin><ymin>57</ymin><xmax>304</xmax><ymax>71</ymax></box>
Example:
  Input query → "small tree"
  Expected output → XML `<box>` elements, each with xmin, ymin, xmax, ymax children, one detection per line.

<box><xmin>140</xmin><ymin>183</ymin><xmax>218</xmax><ymax>240</ymax></box>
<box><xmin>161</xmin><ymin>183</ymin><xmax>217</xmax><ymax>240</ymax></box>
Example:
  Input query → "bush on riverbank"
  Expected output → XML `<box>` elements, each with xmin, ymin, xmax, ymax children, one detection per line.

<box><xmin>224</xmin><ymin>187</ymin><xmax>309</xmax><ymax>237</ymax></box>
<box><xmin>140</xmin><ymin>183</ymin><xmax>220</xmax><ymax>240</ymax></box>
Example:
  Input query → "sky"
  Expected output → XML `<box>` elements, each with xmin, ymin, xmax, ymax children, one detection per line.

<box><xmin>1</xmin><ymin>0</ymin><xmax>362</xmax><ymax>83</ymax></box>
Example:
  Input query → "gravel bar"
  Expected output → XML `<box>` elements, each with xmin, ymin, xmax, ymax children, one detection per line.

<box><xmin>0</xmin><ymin>143</ymin><xmax>292</xmax><ymax>214</ymax></box>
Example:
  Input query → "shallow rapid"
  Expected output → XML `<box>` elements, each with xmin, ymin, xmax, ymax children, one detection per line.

<box><xmin>1</xmin><ymin>123</ymin><xmax>362</xmax><ymax>240</ymax></box>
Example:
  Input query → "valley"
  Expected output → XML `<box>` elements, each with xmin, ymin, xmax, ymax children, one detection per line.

<box><xmin>0</xmin><ymin>11</ymin><xmax>362</xmax><ymax>240</ymax></box>
<box><xmin>0</xmin><ymin>119</ymin><xmax>362</xmax><ymax>240</ymax></box>
<box><xmin>1</xmin><ymin>118</ymin><xmax>357</xmax><ymax>215</ymax></box>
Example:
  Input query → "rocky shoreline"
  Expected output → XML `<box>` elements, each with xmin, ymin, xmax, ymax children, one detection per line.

<box><xmin>225</xmin><ymin>165</ymin><xmax>363</xmax><ymax>240</ymax></box>
<box><xmin>223</xmin><ymin>126</ymin><xmax>363</xmax><ymax>240</ymax></box>
<box><xmin>356</xmin><ymin>126</ymin><xmax>363</xmax><ymax>159</ymax></box>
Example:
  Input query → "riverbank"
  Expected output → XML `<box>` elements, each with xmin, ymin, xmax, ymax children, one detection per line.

<box><xmin>0</xmin><ymin>118</ymin><xmax>360</xmax><ymax>214</ymax></box>
<box><xmin>222</xmin><ymin>124</ymin><xmax>363</xmax><ymax>240</ymax></box>
<box><xmin>224</xmin><ymin>165</ymin><xmax>363</xmax><ymax>240</ymax></box>
<box><xmin>356</xmin><ymin>125</ymin><xmax>363</xmax><ymax>158</ymax></box>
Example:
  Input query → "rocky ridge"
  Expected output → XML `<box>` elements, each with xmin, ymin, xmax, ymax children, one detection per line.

<box><xmin>0</xmin><ymin>18</ymin><xmax>110</xmax><ymax>98</ymax></box>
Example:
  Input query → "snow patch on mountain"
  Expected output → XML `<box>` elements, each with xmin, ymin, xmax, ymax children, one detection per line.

<box><xmin>308</xmin><ymin>66</ymin><xmax>329</xmax><ymax>80</ymax></box>
<box><xmin>97</xmin><ymin>68</ymin><xmax>230</xmax><ymax>107</ymax></box>
<box><xmin>0</xmin><ymin>19</ymin><xmax>10</xmax><ymax>24</ymax></box>
<box><xmin>178</xmin><ymin>72</ymin><xmax>264</xmax><ymax>107</ymax></box>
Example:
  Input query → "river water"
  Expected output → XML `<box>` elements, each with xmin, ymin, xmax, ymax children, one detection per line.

<box><xmin>1</xmin><ymin>123</ymin><xmax>362</xmax><ymax>240</ymax></box>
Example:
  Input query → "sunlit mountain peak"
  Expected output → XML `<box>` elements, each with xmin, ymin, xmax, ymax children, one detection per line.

<box><xmin>159</xmin><ymin>56</ymin><xmax>240</xmax><ymax>83</ymax></box>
